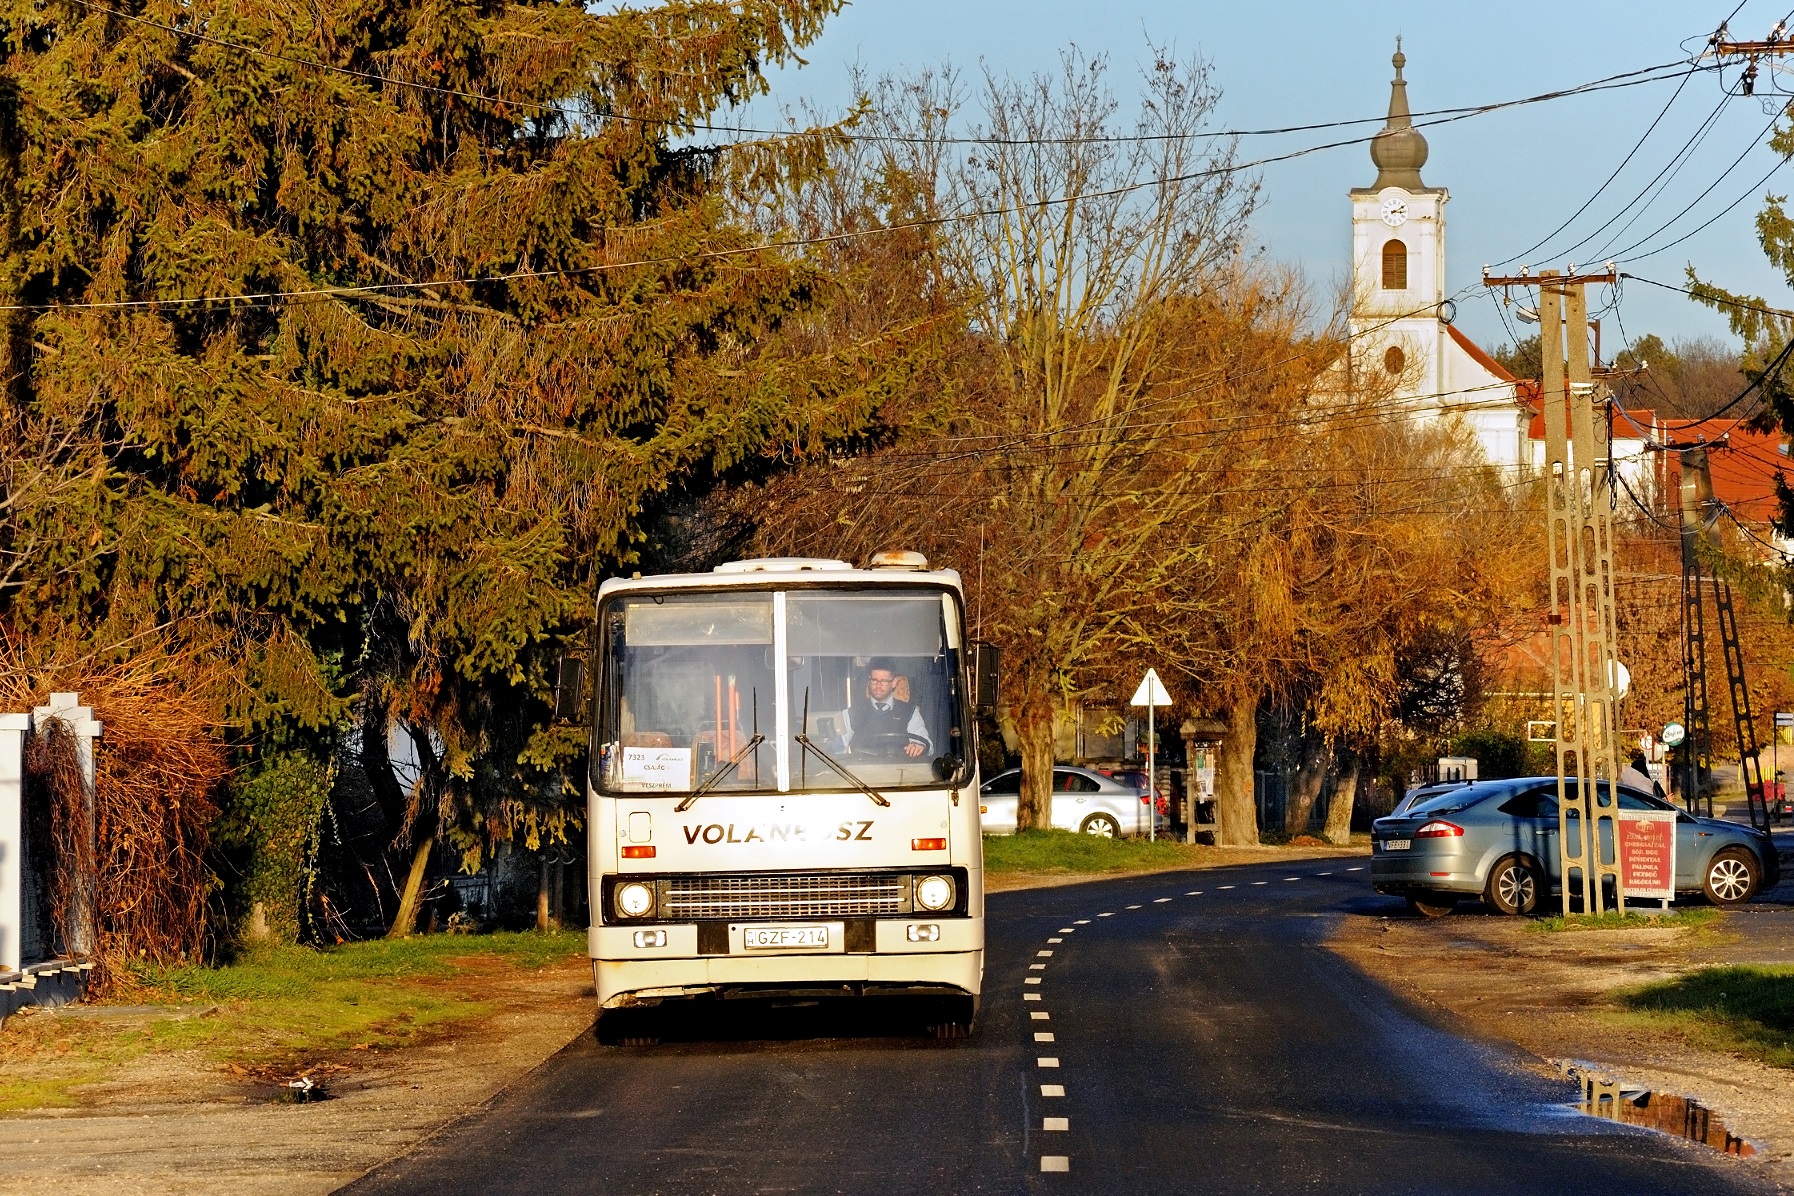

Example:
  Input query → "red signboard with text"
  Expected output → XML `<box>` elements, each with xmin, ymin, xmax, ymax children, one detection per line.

<box><xmin>1617</xmin><ymin>809</ymin><xmax>1677</xmax><ymax>902</ymax></box>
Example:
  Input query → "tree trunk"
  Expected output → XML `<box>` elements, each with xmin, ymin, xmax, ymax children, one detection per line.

<box><xmin>1323</xmin><ymin>762</ymin><xmax>1359</xmax><ymax>845</ymax></box>
<box><xmin>537</xmin><ymin>856</ymin><xmax>553</xmax><ymax>931</ymax></box>
<box><xmin>1014</xmin><ymin>698</ymin><xmax>1056</xmax><ymax>832</ymax></box>
<box><xmin>388</xmin><ymin>837</ymin><xmax>433</xmax><ymax>938</ymax></box>
<box><xmin>386</xmin><ymin>722</ymin><xmax>443</xmax><ymax>939</ymax></box>
<box><xmin>1213</xmin><ymin>694</ymin><xmax>1260</xmax><ymax>847</ymax></box>
<box><xmin>1284</xmin><ymin>734</ymin><xmax>1331</xmax><ymax>834</ymax></box>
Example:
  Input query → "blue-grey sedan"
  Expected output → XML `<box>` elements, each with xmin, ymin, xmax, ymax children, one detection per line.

<box><xmin>1371</xmin><ymin>776</ymin><xmax>1781</xmax><ymax>917</ymax></box>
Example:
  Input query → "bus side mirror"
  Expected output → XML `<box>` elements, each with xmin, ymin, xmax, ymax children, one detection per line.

<box><xmin>971</xmin><ymin>642</ymin><xmax>1000</xmax><ymax>712</ymax></box>
<box><xmin>553</xmin><ymin>655</ymin><xmax>586</xmax><ymax>723</ymax></box>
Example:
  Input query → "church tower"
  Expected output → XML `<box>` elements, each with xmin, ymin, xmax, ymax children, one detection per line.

<box><xmin>1347</xmin><ymin>42</ymin><xmax>1526</xmax><ymax>467</ymax></box>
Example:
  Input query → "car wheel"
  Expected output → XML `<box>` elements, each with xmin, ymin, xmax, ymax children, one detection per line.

<box><xmin>1485</xmin><ymin>855</ymin><xmax>1543</xmax><ymax>917</ymax></box>
<box><xmin>1080</xmin><ymin>813</ymin><xmax>1121</xmax><ymax>838</ymax></box>
<box><xmin>1703</xmin><ymin>848</ymin><xmax>1760</xmax><ymax>906</ymax></box>
<box><xmin>1406</xmin><ymin>894</ymin><xmax>1456</xmax><ymax>919</ymax></box>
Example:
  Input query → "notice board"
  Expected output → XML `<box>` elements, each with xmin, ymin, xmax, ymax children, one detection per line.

<box><xmin>1616</xmin><ymin>808</ymin><xmax>1677</xmax><ymax>902</ymax></box>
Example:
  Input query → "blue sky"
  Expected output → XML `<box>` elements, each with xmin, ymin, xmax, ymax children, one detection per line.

<box><xmin>733</xmin><ymin>0</ymin><xmax>1794</xmax><ymax>359</ymax></box>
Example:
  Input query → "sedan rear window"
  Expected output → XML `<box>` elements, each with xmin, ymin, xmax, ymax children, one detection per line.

<box><xmin>1404</xmin><ymin>790</ymin><xmax>1493</xmax><ymax>818</ymax></box>
<box><xmin>982</xmin><ymin>772</ymin><xmax>1020</xmax><ymax>795</ymax></box>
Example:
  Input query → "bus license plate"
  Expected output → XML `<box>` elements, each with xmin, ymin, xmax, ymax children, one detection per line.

<box><xmin>1382</xmin><ymin>838</ymin><xmax>1411</xmax><ymax>852</ymax></box>
<box><xmin>742</xmin><ymin>925</ymin><xmax>829</xmax><ymax>951</ymax></box>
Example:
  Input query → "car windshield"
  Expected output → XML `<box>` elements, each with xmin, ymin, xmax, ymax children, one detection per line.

<box><xmin>597</xmin><ymin>588</ymin><xmax>968</xmax><ymax>794</ymax></box>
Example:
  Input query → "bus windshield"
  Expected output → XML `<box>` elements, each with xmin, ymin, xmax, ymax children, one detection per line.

<box><xmin>597</xmin><ymin>588</ymin><xmax>967</xmax><ymax>794</ymax></box>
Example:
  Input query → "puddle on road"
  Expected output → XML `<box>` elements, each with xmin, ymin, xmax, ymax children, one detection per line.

<box><xmin>257</xmin><ymin>1076</ymin><xmax>333</xmax><ymax>1104</ymax></box>
<box><xmin>1561</xmin><ymin>1063</ymin><xmax>1754</xmax><ymax>1157</ymax></box>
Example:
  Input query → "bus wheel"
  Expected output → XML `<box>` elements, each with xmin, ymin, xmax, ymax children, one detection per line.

<box><xmin>926</xmin><ymin>996</ymin><xmax>978</xmax><ymax>1041</ymax></box>
<box><xmin>596</xmin><ymin>1007</ymin><xmax>660</xmax><ymax>1047</ymax></box>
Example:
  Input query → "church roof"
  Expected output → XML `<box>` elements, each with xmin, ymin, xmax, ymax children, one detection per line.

<box><xmin>1369</xmin><ymin>41</ymin><xmax>1429</xmax><ymax>191</ymax></box>
<box><xmin>1446</xmin><ymin>323</ymin><xmax>1514</xmax><ymax>383</ymax></box>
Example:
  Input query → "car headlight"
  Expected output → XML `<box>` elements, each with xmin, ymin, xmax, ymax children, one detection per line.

<box><xmin>915</xmin><ymin>874</ymin><xmax>954</xmax><ymax>912</ymax></box>
<box><xmin>616</xmin><ymin>881</ymin><xmax>654</xmax><ymax>919</ymax></box>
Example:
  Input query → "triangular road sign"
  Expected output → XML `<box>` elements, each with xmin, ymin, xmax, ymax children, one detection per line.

<box><xmin>1130</xmin><ymin>668</ymin><xmax>1172</xmax><ymax>707</ymax></box>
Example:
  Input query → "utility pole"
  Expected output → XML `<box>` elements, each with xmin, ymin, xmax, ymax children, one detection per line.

<box><xmin>1710</xmin><ymin>20</ymin><xmax>1794</xmax><ymax>96</ymax></box>
<box><xmin>1485</xmin><ymin>267</ymin><xmax>1625</xmax><ymax>915</ymax></box>
<box><xmin>1676</xmin><ymin>448</ymin><xmax>1773</xmax><ymax>829</ymax></box>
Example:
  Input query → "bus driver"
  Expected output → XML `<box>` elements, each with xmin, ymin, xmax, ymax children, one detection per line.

<box><xmin>840</xmin><ymin>658</ymin><xmax>932</xmax><ymax>759</ymax></box>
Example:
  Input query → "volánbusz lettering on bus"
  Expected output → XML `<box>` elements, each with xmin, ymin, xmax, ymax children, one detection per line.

<box><xmin>680</xmin><ymin>821</ymin><xmax>876</xmax><ymax>845</ymax></box>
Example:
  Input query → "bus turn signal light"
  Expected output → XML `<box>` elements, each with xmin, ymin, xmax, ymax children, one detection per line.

<box><xmin>911</xmin><ymin>838</ymin><xmax>945</xmax><ymax>851</ymax></box>
<box><xmin>621</xmin><ymin>845</ymin><xmax>657</xmax><ymax>858</ymax></box>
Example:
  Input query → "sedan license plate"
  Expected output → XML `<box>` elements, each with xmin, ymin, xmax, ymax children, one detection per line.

<box><xmin>742</xmin><ymin>925</ymin><xmax>829</xmax><ymax>951</ymax></box>
<box><xmin>1382</xmin><ymin>838</ymin><xmax>1411</xmax><ymax>852</ymax></box>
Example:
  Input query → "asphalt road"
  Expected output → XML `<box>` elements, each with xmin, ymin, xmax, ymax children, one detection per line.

<box><xmin>345</xmin><ymin>859</ymin><xmax>1773</xmax><ymax>1195</ymax></box>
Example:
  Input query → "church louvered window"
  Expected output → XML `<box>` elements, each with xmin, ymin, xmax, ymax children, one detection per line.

<box><xmin>1381</xmin><ymin>239</ymin><xmax>1407</xmax><ymax>290</ymax></box>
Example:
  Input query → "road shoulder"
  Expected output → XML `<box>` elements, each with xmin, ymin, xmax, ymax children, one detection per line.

<box><xmin>1329</xmin><ymin>890</ymin><xmax>1794</xmax><ymax>1187</ymax></box>
<box><xmin>0</xmin><ymin>950</ymin><xmax>595</xmax><ymax>1195</ymax></box>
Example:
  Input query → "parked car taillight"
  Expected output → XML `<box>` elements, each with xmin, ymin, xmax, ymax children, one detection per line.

<box><xmin>1414</xmin><ymin>820</ymin><xmax>1464</xmax><ymax>838</ymax></box>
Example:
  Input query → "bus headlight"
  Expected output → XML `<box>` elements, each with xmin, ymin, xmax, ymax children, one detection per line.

<box><xmin>914</xmin><ymin>874</ymin><xmax>954</xmax><ymax>912</ymax></box>
<box><xmin>616</xmin><ymin>882</ymin><xmax>655</xmax><ymax>919</ymax></box>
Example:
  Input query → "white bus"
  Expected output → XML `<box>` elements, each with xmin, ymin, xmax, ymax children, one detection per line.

<box><xmin>584</xmin><ymin>553</ymin><xmax>991</xmax><ymax>1042</ymax></box>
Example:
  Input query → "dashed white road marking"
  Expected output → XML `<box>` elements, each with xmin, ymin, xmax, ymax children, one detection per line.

<box><xmin>1049</xmin><ymin>936</ymin><xmax>1064</xmax><ymax>943</ymax></box>
<box><xmin>1040</xmin><ymin>1084</ymin><xmax>1065</xmax><ymax>1097</ymax></box>
<box><xmin>1186</xmin><ymin>890</ymin><xmax>1202</xmax><ymax>895</ymax></box>
<box><xmin>1024</xmin><ymin>993</ymin><xmax>1042</xmax><ymax>1002</ymax></box>
<box><xmin>1037</xmin><ymin>1057</ymin><xmax>1060</xmax><ymax>1068</ymax></box>
<box><xmin>1153</xmin><ymin>897</ymin><xmax>1172</xmax><ymax>903</ymax></box>
<box><xmin>1074</xmin><ymin>919</ymin><xmax>1091</xmax><ymax>925</ymax></box>
<box><xmin>1098</xmin><ymin>912</ymin><xmax>1114</xmax><ymax>917</ymax></box>
<box><xmin>1031</xmin><ymin>1011</ymin><xmax>1050</xmax><ymax>1020</ymax></box>
<box><xmin>1043</xmin><ymin>1117</ymin><xmax>1069</xmax><ymax>1131</ymax></box>
<box><xmin>1034</xmin><ymin>1032</ymin><xmax>1055</xmax><ymax>1042</ymax></box>
<box><xmin>1057</xmin><ymin>927</ymin><xmax>1075</xmax><ymax>933</ymax></box>
<box><xmin>1218</xmin><ymin>885</ymin><xmax>1235</xmax><ymax>890</ymax></box>
<box><xmin>1042</xmin><ymin>1156</ymin><xmax>1070</xmax><ymax>1172</ymax></box>
<box><xmin>1029</xmin><ymin>965</ymin><xmax>1047</xmax><ymax>972</ymax></box>
<box><xmin>1025</xmin><ymin>977</ymin><xmax>1042</xmax><ymax>985</ymax></box>
<box><xmin>1284</xmin><ymin>877</ymin><xmax>1301</xmax><ymax>882</ymax></box>
<box><xmin>1346</xmin><ymin>866</ymin><xmax>1364</xmax><ymax>871</ymax></box>
<box><xmin>1037</xmin><ymin>950</ymin><xmax>1055</xmax><ymax>957</ymax></box>
<box><xmin>1125</xmin><ymin>904</ymin><xmax>1142</xmax><ymax>909</ymax></box>
<box><xmin>1316</xmin><ymin>871</ymin><xmax>1333</xmax><ymax>876</ymax></box>
<box><xmin>1251</xmin><ymin>881</ymin><xmax>1268</xmax><ymax>886</ymax></box>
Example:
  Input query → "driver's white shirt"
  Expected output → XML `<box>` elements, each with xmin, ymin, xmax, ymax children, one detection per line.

<box><xmin>839</xmin><ymin>700</ymin><xmax>932</xmax><ymax>753</ymax></box>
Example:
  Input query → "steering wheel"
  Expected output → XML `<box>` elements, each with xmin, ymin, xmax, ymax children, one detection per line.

<box><xmin>850</xmin><ymin>730</ymin><xmax>924</xmax><ymax>759</ymax></box>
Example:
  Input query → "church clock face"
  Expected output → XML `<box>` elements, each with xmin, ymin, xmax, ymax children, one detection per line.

<box><xmin>1379</xmin><ymin>196</ymin><xmax>1408</xmax><ymax>228</ymax></box>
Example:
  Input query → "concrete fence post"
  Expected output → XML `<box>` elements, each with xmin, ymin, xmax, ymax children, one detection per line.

<box><xmin>0</xmin><ymin>712</ymin><xmax>31</xmax><ymax>973</ymax></box>
<box><xmin>32</xmin><ymin>694</ymin><xmax>101</xmax><ymax>959</ymax></box>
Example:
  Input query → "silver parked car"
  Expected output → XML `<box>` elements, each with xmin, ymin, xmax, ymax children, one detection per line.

<box><xmin>979</xmin><ymin>766</ymin><xmax>1164</xmax><ymax>837</ymax></box>
<box><xmin>1371</xmin><ymin>776</ymin><xmax>1781</xmax><ymax>917</ymax></box>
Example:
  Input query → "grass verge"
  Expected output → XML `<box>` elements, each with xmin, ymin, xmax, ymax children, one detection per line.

<box><xmin>982</xmin><ymin>829</ymin><xmax>1358</xmax><ymax>879</ymax></box>
<box><xmin>1616</xmin><ymin>965</ymin><xmax>1794</xmax><ymax>1069</ymax></box>
<box><xmin>1530</xmin><ymin>907</ymin><xmax>1724</xmax><ymax>934</ymax></box>
<box><xmin>0</xmin><ymin>929</ymin><xmax>585</xmax><ymax>1113</ymax></box>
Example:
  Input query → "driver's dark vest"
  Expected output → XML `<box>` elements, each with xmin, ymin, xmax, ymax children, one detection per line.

<box><xmin>860</xmin><ymin>698</ymin><xmax>919</xmax><ymax>743</ymax></box>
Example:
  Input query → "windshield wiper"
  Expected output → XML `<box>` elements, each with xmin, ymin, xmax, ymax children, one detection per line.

<box><xmin>674</xmin><ymin>734</ymin><xmax>765</xmax><ymax>813</ymax></box>
<box><xmin>794</xmin><ymin>735</ymin><xmax>891</xmax><ymax>807</ymax></box>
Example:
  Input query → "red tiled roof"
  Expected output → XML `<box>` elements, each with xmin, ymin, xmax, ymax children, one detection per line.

<box><xmin>1660</xmin><ymin>419</ymin><xmax>1789</xmax><ymax>525</ymax></box>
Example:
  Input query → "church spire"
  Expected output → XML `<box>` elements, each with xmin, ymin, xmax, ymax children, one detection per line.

<box><xmin>1369</xmin><ymin>38</ymin><xmax>1428</xmax><ymax>190</ymax></box>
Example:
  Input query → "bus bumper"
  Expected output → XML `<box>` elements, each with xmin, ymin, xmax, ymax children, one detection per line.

<box><xmin>590</xmin><ymin>920</ymin><xmax>984</xmax><ymax>1008</ymax></box>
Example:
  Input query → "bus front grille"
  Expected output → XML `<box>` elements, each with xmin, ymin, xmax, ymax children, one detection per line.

<box><xmin>661</xmin><ymin>873</ymin><xmax>909</xmax><ymax>920</ymax></box>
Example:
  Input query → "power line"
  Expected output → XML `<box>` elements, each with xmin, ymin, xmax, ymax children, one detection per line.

<box><xmin>64</xmin><ymin>2</ymin><xmax>1697</xmax><ymax>149</ymax></box>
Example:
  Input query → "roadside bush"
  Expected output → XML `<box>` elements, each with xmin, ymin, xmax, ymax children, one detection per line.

<box><xmin>216</xmin><ymin>751</ymin><xmax>332</xmax><ymax>944</ymax></box>
<box><xmin>1451</xmin><ymin>728</ymin><xmax>1535</xmax><ymax>780</ymax></box>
